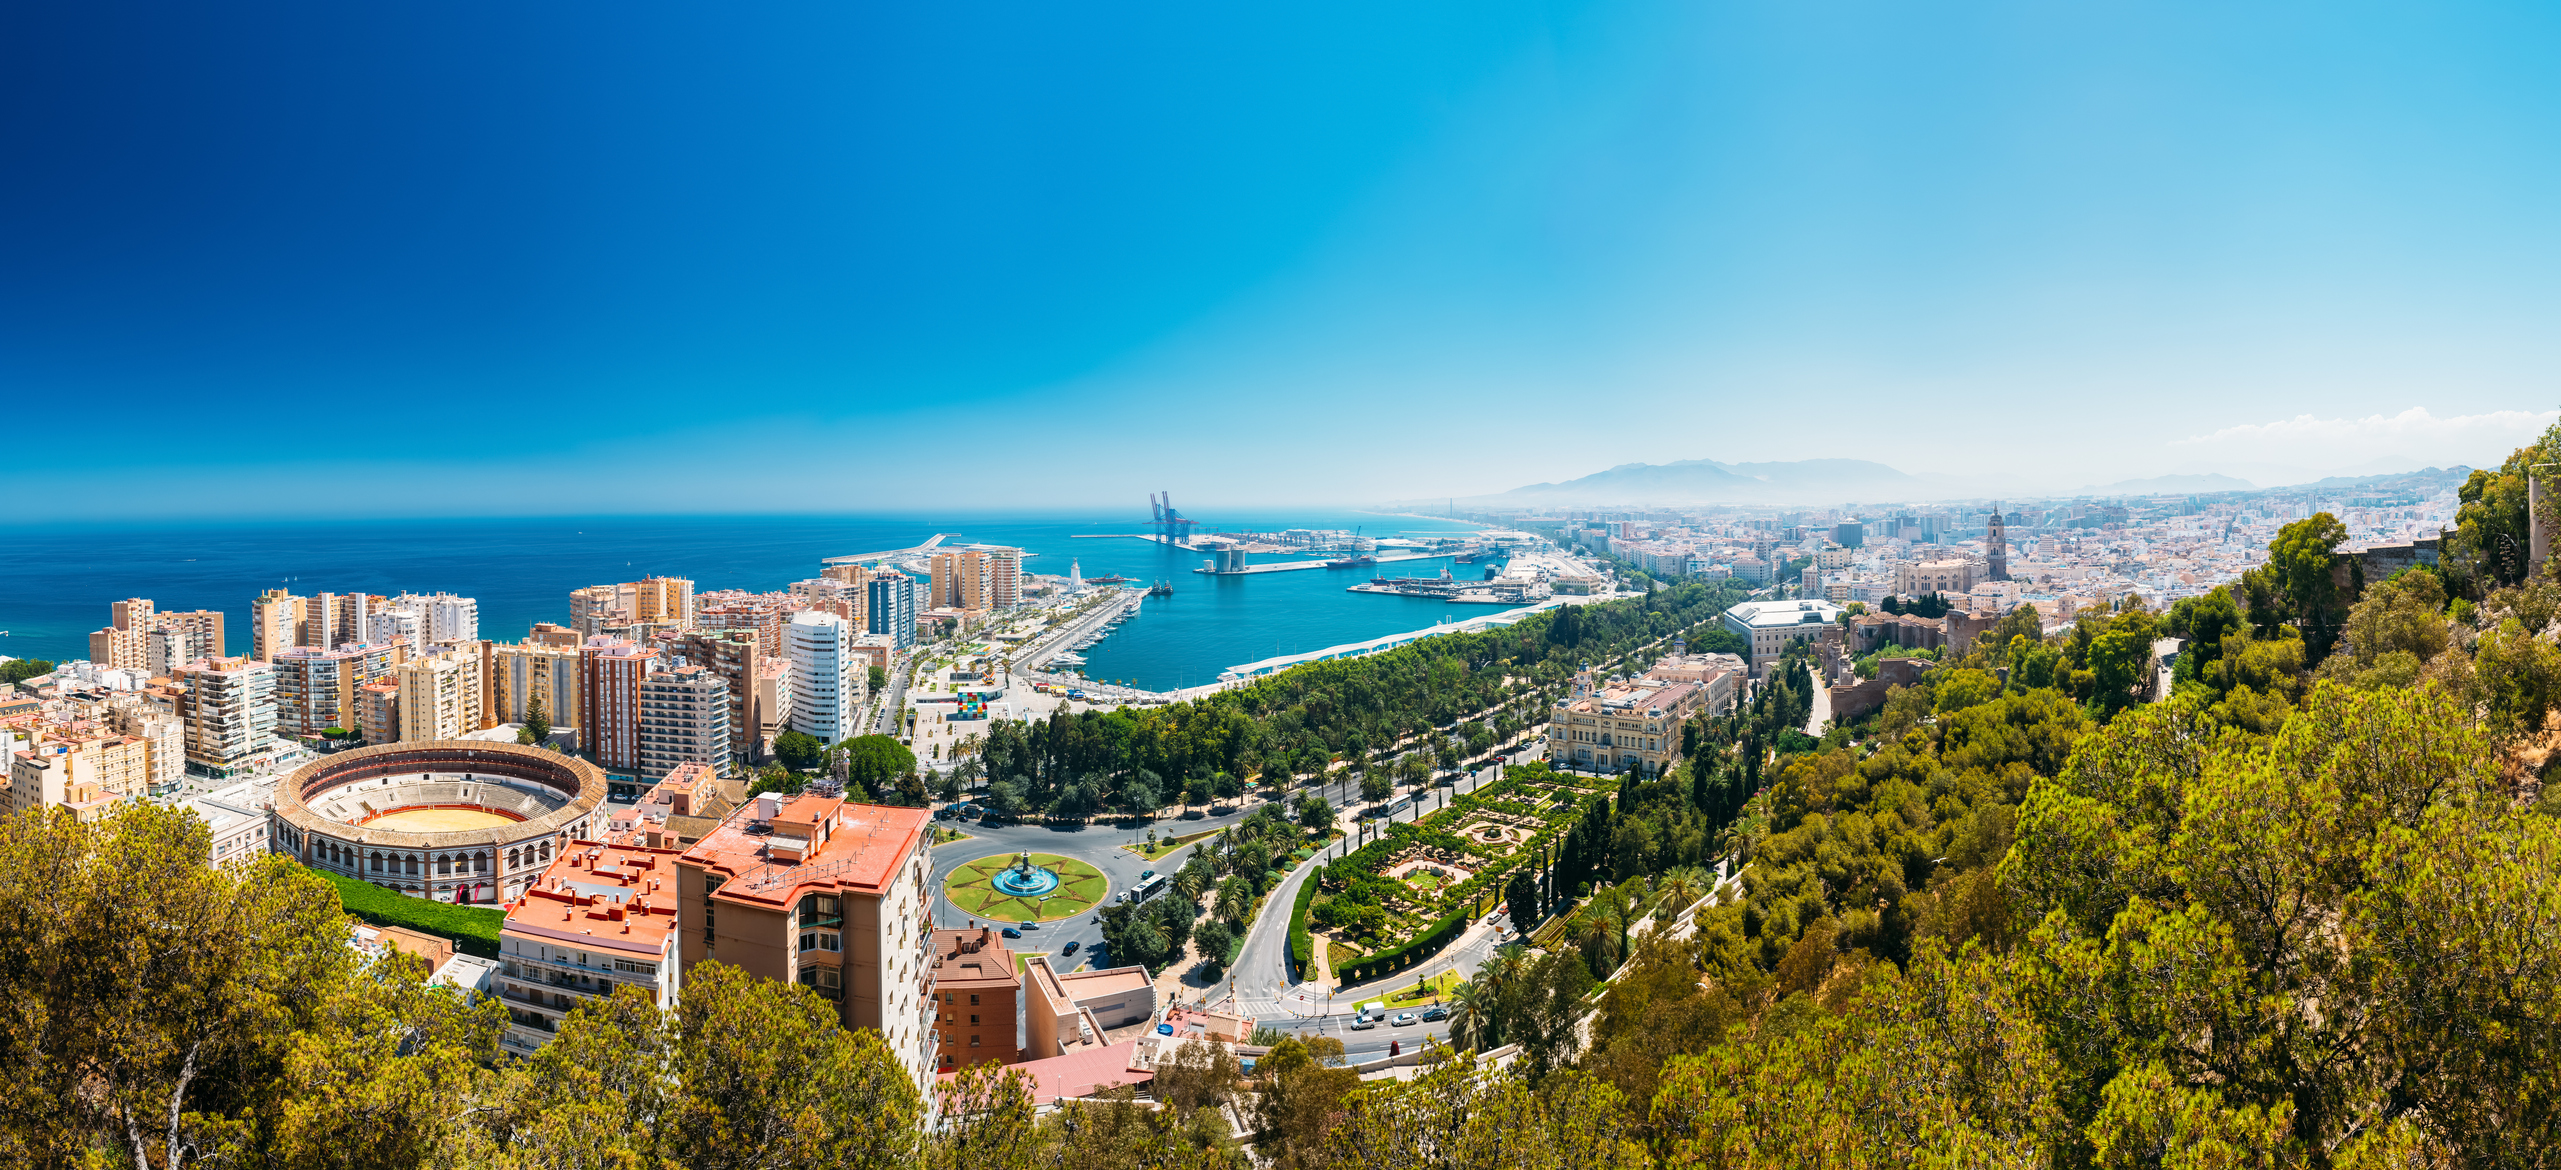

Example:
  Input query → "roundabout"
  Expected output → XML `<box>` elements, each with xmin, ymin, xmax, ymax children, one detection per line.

<box><xmin>943</xmin><ymin>851</ymin><xmax>1110</xmax><ymax>923</ymax></box>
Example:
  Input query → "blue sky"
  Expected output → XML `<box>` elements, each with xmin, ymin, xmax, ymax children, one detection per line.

<box><xmin>6</xmin><ymin>1</ymin><xmax>2561</xmax><ymax>518</ymax></box>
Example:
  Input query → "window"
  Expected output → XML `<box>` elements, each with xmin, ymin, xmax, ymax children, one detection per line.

<box><xmin>969</xmin><ymin>1014</ymin><xmax>979</xmax><ymax>1025</ymax></box>
<box><xmin>968</xmin><ymin>994</ymin><xmax>979</xmax><ymax>1006</ymax></box>
<box><xmin>799</xmin><ymin>931</ymin><xmax>841</xmax><ymax>953</ymax></box>
<box><xmin>969</xmin><ymin>1035</ymin><xmax>980</xmax><ymax>1047</ymax></box>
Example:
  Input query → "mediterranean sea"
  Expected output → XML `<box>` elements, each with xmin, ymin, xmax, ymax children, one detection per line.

<box><xmin>0</xmin><ymin>510</ymin><xmax>1492</xmax><ymax>693</ymax></box>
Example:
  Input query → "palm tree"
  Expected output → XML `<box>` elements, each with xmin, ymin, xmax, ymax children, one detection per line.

<box><xmin>1649</xmin><ymin>870</ymin><xmax>1702</xmax><ymax>936</ymax></box>
<box><xmin>1450</xmin><ymin>947</ymin><xmax>1523</xmax><ymax>1052</ymax></box>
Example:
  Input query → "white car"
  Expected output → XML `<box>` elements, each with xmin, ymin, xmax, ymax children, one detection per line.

<box><xmin>1391</xmin><ymin>1012</ymin><xmax>1418</xmax><ymax>1027</ymax></box>
<box><xmin>1349</xmin><ymin>1015</ymin><xmax>1377</xmax><ymax>1031</ymax></box>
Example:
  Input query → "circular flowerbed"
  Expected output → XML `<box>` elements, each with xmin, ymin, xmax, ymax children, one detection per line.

<box><xmin>943</xmin><ymin>852</ymin><xmax>1111</xmax><ymax>922</ymax></box>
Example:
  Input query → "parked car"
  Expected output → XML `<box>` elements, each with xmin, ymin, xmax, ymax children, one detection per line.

<box><xmin>1000</xmin><ymin>927</ymin><xmax>1021</xmax><ymax>939</ymax></box>
<box><xmin>1020</xmin><ymin>920</ymin><xmax>1037</xmax><ymax>931</ymax></box>
<box><xmin>1062</xmin><ymin>940</ymin><xmax>1080</xmax><ymax>955</ymax></box>
<box><xmin>1420</xmin><ymin>1006</ymin><xmax>1448</xmax><ymax>1022</ymax></box>
<box><xmin>1349</xmin><ymin>1015</ymin><xmax>1377</xmax><ymax>1031</ymax></box>
<box><xmin>1392</xmin><ymin>1012</ymin><xmax>1418</xmax><ymax>1027</ymax></box>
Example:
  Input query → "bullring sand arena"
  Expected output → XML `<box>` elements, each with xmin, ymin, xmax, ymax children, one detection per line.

<box><xmin>361</xmin><ymin>807</ymin><xmax>521</xmax><ymax>833</ymax></box>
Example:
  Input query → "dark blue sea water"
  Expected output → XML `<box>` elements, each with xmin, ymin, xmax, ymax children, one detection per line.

<box><xmin>0</xmin><ymin>510</ymin><xmax>1490</xmax><ymax>692</ymax></box>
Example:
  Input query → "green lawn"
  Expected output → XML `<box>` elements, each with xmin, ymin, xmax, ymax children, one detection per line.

<box><xmin>942</xmin><ymin>853</ymin><xmax>1109</xmax><ymax>923</ymax></box>
<box><xmin>1385</xmin><ymin>970</ymin><xmax>1462</xmax><ymax>1004</ymax></box>
<box><xmin>1122</xmin><ymin>827</ymin><xmax>1222</xmax><ymax>859</ymax></box>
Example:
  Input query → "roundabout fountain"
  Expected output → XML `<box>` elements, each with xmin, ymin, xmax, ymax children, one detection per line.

<box><xmin>944</xmin><ymin>849</ymin><xmax>1108</xmax><ymax>922</ymax></box>
<box><xmin>988</xmin><ymin>850</ymin><xmax>1061</xmax><ymax>898</ymax></box>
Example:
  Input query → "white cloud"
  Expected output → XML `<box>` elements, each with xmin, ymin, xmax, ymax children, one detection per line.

<box><xmin>2169</xmin><ymin>407</ymin><xmax>2557</xmax><ymax>474</ymax></box>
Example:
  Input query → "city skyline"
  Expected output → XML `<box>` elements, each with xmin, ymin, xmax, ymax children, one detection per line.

<box><xmin>8</xmin><ymin>2</ymin><xmax>2561</xmax><ymax>519</ymax></box>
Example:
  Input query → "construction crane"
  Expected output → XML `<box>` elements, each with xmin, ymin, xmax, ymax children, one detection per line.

<box><xmin>1151</xmin><ymin>492</ymin><xmax>1200</xmax><ymax>547</ymax></box>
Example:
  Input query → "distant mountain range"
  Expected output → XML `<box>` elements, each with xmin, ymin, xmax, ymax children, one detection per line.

<box><xmin>1488</xmin><ymin>458</ymin><xmax>1932</xmax><ymax>505</ymax></box>
<box><xmin>1463</xmin><ymin>458</ymin><xmax>2470</xmax><ymax>508</ymax></box>
<box><xmin>2076</xmin><ymin>473</ymin><xmax>2256</xmax><ymax>494</ymax></box>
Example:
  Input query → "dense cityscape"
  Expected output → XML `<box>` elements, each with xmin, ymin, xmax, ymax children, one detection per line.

<box><xmin>13</xmin><ymin>0</ymin><xmax>2561</xmax><ymax>1164</ymax></box>
<box><xmin>9</xmin><ymin>443</ymin><xmax>2559</xmax><ymax>1163</ymax></box>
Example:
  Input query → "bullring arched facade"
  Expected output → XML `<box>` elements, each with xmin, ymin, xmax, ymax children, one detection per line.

<box><xmin>271</xmin><ymin>741</ymin><xmax>607</xmax><ymax>904</ymax></box>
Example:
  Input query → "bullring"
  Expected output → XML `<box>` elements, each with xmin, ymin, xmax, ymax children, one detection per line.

<box><xmin>270</xmin><ymin>741</ymin><xmax>607</xmax><ymax>904</ymax></box>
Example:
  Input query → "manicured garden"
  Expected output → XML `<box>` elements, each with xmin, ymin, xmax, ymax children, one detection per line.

<box><xmin>1296</xmin><ymin>761</ymin><xmax>1603</xmax><ymax>985</ymax></box>
<box><xmin>941</xmin><ymin>852</ymin><xmax>1109</xmax><ymax>923</ymax></box>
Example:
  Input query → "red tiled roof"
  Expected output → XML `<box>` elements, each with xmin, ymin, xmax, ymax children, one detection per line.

<box><xmin>936</xmin><ymin>1041</ymin><xmax>1150</xmax><ymax>1105</ymax></box>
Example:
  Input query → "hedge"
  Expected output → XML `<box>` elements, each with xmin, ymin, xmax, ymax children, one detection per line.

<box><xmin>311</xmin><ymin>866</ymin><xmax>505</xmax><ymax>958</ymax></box>
<box><xmin>1287</xmin><ymin>870</ymin><xmax>1320</xmax><ymax>980</ymax></box>
<box><xmin>1334</xmin><ymin>905</ymin><xmax>1470</xmax><ymax>983</ymax></box>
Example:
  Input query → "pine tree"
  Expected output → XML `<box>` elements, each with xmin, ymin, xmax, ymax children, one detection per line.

<box><xmin>518</xmin><ymin>691</ymin><xmax>550</xmax><ymax>745</ymax></box>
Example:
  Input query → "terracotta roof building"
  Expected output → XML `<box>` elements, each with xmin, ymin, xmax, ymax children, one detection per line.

<box><xmin>496</xmin><ymin>840</ymin><xmax>684</xmax><ymax>1059</ymax></box>
<box><xmin>929</xmin><ymin>925</ymin><xmax>1020</xmax><ymax>1068</ymax></box>
<box><xmin>677</xmin><ymin>793</ymin><xmax>936</xmax><ymax>1098</ymax></box>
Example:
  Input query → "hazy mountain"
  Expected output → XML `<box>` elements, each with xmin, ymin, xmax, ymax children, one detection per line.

<box><xmin>1488</xmin><ymin>458</ymin><xmax>1926</xmax><ymax>505</ymax></box>
<box><xmin>2074</xmin><ymin>473</ymin><xmax>2256</xmax><ymax>495</ymax></box>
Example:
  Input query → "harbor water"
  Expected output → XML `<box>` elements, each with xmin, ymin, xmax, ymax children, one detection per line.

<box><xmin>0</xmin><ymin>509</ymin><xmax>1495</xmax><ymax>694</ymax></box>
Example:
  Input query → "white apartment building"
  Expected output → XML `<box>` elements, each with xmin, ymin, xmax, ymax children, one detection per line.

<box><xmin>786</xmin><ymin>612</ymin><xmax>863</xmax><ymax>744</ymax></box>
<box><xmin>637</xmin><ymin>665</ymin><xmax>734</xmax><ymax>780</ymax></box>
<box><xmin>178</xmin><ymin>656</ymin><xmax>279</xmax><ymax>776</ymax></box>
<box><xmin>364</xmin><ymin>608</ymin><xmax>424</xmax><ymax>656</ymax></box>
<box><xmin>390</xmin><ymin>592</ymin><xmax>480</xmax><ymax>645</ymax></box>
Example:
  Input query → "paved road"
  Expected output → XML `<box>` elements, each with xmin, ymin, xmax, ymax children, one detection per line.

<box><xmin>872</xmin><ymin>654</ymin><xmax>914</xmax><ymax>736</ymax></box>
<box><xmin>1806</xmin><ymin>673</ymin><xmax>1832</xmax><ymax>736</ymax></box>
<box><xmin>928</xmin><ymin>799</ymin><xmax>1278</xmax><ymax>971</ymax></box>
<box><xmin>1228</xmin><ymin>749</ymin><xmax>1541</xmax><ymax>1018</ymax></box>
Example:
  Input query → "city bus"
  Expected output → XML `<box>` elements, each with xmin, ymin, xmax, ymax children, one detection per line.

<box><xmin>1131</xmin><ymin>873</ymin><xmax>1169</xmax><ymax>904</ymax></box>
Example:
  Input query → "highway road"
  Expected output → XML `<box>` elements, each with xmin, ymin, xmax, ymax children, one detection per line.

<box><xmin>1227</xmin><ymin>747</ymin><xmax>1542</xmax><ymax>1021</ymax></box>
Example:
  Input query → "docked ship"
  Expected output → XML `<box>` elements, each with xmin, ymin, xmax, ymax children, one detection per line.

<box><xmin>1147</xmin><ymin>579</ymin><xmax>1175</xmax><ymax>596</ymax></box>
<box><xmin>1347</xmin><ymin>566</ymin><xmax>1531</xmax><ymax>604</ymax></box>
<box><xmin>1087</xmin><ymin>574</ymin><xmax>1135</xmax><ymax>584</ymax></box>
<box><xmin>1325</xmin><ymin>554</ymin><xmax>1376</xmax><ymax>569</ymax></box>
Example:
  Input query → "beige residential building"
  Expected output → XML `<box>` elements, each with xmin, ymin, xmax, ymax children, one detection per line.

<box><xmin>636</xmin><ymin>666</ymin><xmax>733</xmax><ymax>790</ymax></box>
<box><xmin>486</xmin><ymin>640</ymin><xmax>582</xmax><ymax>732</ymax></box>
<box><xmin>630</xmin><ymin>577</ymin><xmax>695</xmax><ymax>627</ymax></box>
<box><xmin>569</xmin><ymin>584</ymin><xmax>625</xmax><ymax>637</ymax></box>
<box><xmin>677</xmin><ymin>795</ymin><xmax>937</xmax><ymax>1100</ymax></box>
<box><xmin>89</xmin><ymin>597</ymin><xmax>155</xmax><ymax>671</ymax></box>
<box><xmin>251</xmin><ymin>590</ymin><xmax>306</xmax><ymax>663</ymax></box>
<box><xmin>755</xmin><ymin>660</ymin><xmax>793</xmax><ymax>748</ymax></box>
<box><xmin>108</xmin><ymin>705</ymin><xmax>187</xmax><ymax>792</ymax></box>
<box><xmin>359</xmin><ymin>681</ymin><xmax>402</xmax><ymax>746</ymax></box>
<box><xmin>6</xmin><ymin>733</ymin><xmax>140</xmax><ymax>820</ymax></box>
<box><xmin>397</xmin><ymin>650</ymin><xmax>484</xmax><ymax>742</ymax></box>
<box><xmin>301</xmin><ymin>592</ymin><xmax>382</xmax><ymax>650</ymax></box>
<box><xmin>176</xmin><ymin>656</ymin><xmax>278</xmax><ymax>775</ymax></box>
<box><xmin>273</xmin><ymin>643</ymin><xmax>402</xmax><ymax>741</ymax></box>
<box><xmin>674</xmin><ymin>631</ymin><xmax>759</xmax><ymax>766</ymax></box>
<box><xmin>928</xmin><ymin>548</ymin><xmax>1024</xmax><ymax>612</ymax></box>
<box><xmin>146</xmin><ymin>612</ymin><xmax>226</xmax><ymax>678</ymax></box>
